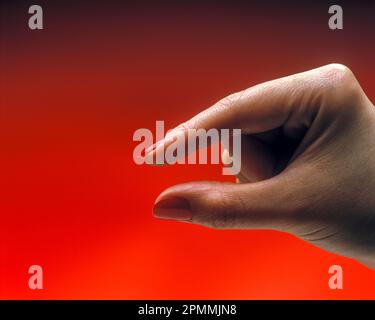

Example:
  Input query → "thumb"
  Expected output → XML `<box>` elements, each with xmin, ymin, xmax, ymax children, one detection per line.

<box><xmin>153</xmin><ymin>176</ymin><xmax>301</xmax><ymax>231</ymax></box>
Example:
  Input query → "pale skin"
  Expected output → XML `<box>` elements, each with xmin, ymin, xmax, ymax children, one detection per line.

<box><xmin>147</xmin><ymin>64</ymin><xmax>375</xmax><ymax>269</ymax></box>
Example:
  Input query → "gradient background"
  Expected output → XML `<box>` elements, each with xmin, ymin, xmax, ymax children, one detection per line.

<box><xmin>1</xmin><ymin>0</ymin><xmax>375</xmax><ymax>299</ymax></box>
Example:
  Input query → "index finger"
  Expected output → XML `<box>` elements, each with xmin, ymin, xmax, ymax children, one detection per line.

<box><xmin>144</xmin><ymin>64</ymin><xmax>351</xmax><ymax>164</ymax></box>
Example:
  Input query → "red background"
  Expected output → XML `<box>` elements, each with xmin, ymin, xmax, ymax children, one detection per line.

<box><xmin>1</xmin><ymin>0</ymin><xmax>375</xmax><ymax>299</ymax></box>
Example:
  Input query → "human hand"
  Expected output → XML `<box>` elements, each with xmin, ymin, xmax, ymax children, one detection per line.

<box><xmin>148</xmin><ymin>64</ymin><xmax>375</xmax><ymax>268</ymax></box>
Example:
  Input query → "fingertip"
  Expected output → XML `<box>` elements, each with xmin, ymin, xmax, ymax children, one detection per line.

<box><xmin>152</xmin><ymin>196</ymin><xmax>193</xmax><ymax>222</ymax></box>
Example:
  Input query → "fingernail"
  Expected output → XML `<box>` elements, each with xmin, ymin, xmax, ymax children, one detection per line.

<box><xmin>221</xmin><ymin>148</ymin><xmax>233</xmax><ymax>165</ymax></box>
<box><xmin>153</xmin><ymin>197</ymin><xmax>192</xmax><ymax>221</ymax></box>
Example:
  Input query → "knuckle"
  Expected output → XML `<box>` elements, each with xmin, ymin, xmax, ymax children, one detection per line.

<box><xmin>204</xmin><ymin>189</ymin><xmax>241</xmax><ymax>230</ymax></box>
<box><xmin>319</xmin><ymin>63</ymin><xmax>363</xmax><ymax>113</ymax></box>
<box><xmin>323</xmin><ymin>63</ymin><xmax>353</xmax><ymax>81</ymax></box>
<box><xmin>212</xmin><ymin>91</ymin><xmax>246</xmax><ymax>123</ymax></box>
<box><xmin>322</xmin><ymin>64</ymin><xmax>358</xmax><ymax>95</ymax></box>
<box><xmin>216</xmin><ymin>91</ymin><xmax>243</xmax><ymax>111</ymax></box>
<box><xmin>173</xmin><ymin>122</ymin><xmax>190</xmax><ymax>131</ymax></box>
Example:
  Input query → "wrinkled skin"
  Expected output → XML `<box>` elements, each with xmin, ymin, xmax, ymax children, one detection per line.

<box><xmin>149</xmin><ymin>64</ymin><xmax>375</xmax><ymax>269</ymax></box>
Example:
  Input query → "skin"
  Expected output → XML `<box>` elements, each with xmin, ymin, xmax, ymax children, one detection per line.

<box><xmin>147</xmin><ymin>64</ymin><xmax>375</xmax><ymax>269</ymax></box>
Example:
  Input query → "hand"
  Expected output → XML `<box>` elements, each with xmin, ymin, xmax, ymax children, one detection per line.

<box><xmin>148</xmin><ymin>64</ymin><xmax>375</xmax><ymax>269</ymax></box>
